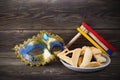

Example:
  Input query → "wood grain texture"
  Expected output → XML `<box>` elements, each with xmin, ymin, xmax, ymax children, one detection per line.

<box><xmin>0</xmin><ymin>52</ymin><xmax>120</xmax><ymax>80</ymax></box>
<box><xmin>0</xmin><ymin>0</ymin><xmax>120</xmax><ymax>80</ymax></box>
<box><xmin>0</xmin><ymin>0</ymin><xmax>120</xmax><ymax>30</ymax></box>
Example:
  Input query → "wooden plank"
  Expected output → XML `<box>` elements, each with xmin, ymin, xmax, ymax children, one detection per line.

<box><xmin>0</xmin><ymin>52</ymin><xmax>120</xmax><ymax>80</ymax></box>
<box><xmin>0</xmin><ymin>0</ymin><xmax>120</xmax><ymax>30</ymax></box>
<box><xmin>0</xmin><ymin>17</ymin><xmax>120</xmax><ymax>30</ymax></box>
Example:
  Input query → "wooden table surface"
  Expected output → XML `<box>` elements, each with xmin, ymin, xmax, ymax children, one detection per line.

<box><xmin>0</xmin><ymin>52</ymin><xmax>120</xmax><ymax>80</ymax></box>
<box><xmin>0</xmin><ymin>0</ymin><xmax>120</xmax><ymax>80</ymax></box>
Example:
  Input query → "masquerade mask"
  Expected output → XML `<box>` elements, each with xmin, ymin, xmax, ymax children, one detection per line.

<box><xmin>13</xmin><ymin>30</ymin><xmax>65</xmax><ymax>66</ymax></box>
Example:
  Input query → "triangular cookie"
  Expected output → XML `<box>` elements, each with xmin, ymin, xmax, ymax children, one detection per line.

<box><xmin>91</xmin><ymin>47</ymin><xmax>106</xmax><ymax>63</ymax></box>
<box><xmin>57</xmin><ymin>48</ymin><xmax>81</xmax><ymax>67</ymax></box>
<box><xmin>80</xmin><ymin>47</ymin><xmax>102</xmax><ymax>68</ymax></box>
<box><xmin>80</xmin><ymin>47</ymin><xmax>93</xmax><ymax>68</ymax></box>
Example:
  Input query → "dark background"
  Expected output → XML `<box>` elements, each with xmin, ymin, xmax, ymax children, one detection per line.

<box><xmin>0</xmin><ymin>0</ymin><xmax>120</xmax><ymax>80</ymax></box>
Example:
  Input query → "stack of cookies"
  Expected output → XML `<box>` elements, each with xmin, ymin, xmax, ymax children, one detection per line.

<box><xmin>57</xmin><ymin>46</ymin><xmax>107</xmax><ymax>68</ymax></box>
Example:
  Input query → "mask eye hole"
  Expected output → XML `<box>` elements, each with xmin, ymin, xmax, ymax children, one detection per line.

<box><xmin>29</xmin><ymin>48</ymin><xmax>43</xmax><ymax>56</ymax></box>
<box><xmin>51</xmin><ymin>46</ymin><xmax>62</xmax><ymax>53</ymax></box>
